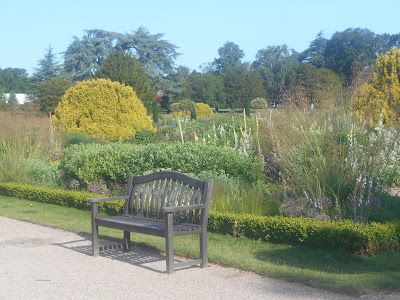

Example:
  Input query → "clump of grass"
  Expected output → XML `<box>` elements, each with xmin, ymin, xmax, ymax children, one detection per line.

<box><xmin>209</xmin><ymin>177</ymin><xmax>269</xmax><ymax>216</ymax></box>
<box><xmin>0</xmin><ymin>112</ymin><xmax>63</xmax><ymax>187</ymax></box>
<box><xmin>0</xmin><ymin>112</ymin><xmax>61</xmax><ymax>159</ymax></box>
<box><xmin>258</xmin><ymin>106</ymin><xmax>400</xmax><ymax>221</ymax></box>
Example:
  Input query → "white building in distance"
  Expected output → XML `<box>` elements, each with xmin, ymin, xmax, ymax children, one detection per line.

<box><xmin>2</xmin><ymin>93</ymin><xmax>29</xmax><ymax>104</ymax></box>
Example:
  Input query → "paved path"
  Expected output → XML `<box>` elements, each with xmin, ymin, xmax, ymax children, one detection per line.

<box><xmin>0</xmin><ymin>216</ymin><xmax>397</xmax><ymax>300</ymax></box>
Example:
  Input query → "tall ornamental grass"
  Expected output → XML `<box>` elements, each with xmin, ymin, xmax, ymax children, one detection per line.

<box><xmin>0</xmin><ymin>112</ymin><xmax>61</xmax><ymax>159</ymax></box>
<box><xmin>260</xmin><ymin>108</ymin><xmax>400</xmax><ymax>220</ymax></box>
<box><xmin>0</xmin><ymin>113</ymin><xmax>62</xmax><ymax>186</ymax></box>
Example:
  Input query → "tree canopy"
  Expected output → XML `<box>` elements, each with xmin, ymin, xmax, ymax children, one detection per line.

<box><xmin>95</xmin><ymin>51</ymin><xmax>156</xmax><ymax>106</ymax></box>
<box><xmin>33</xmin><ymin>46</ymin><xmax>62</xmax><ymax>83</ymax></box>
<box><xmin>63</xmin><ymin>28</ymin><xmax>179</xmax><ymax>84</ymax></box>
<box><xmin>0</xmin><ymin>68</ymin><xmax>33</xmax><ymax>93</ymax></box>
<box><xmin>212</xmin><ymin>41</ymin><xmax>244</xmax><ymax>74</ymax></box>
<box><xmin>253</xmin><ymin>45</ymin><xmax>299</xmax><ymax>102</ymax></box>
<box><xmin>36</xmin><ymin>78</ymin><xmax>72</xmax><ymax>114</ymax></box>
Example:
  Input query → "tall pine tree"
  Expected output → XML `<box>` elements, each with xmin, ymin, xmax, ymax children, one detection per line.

<box><xmin>33</xmin><ymin>46</ymin><xmax>62</xmax><ymax>83</ymax></box>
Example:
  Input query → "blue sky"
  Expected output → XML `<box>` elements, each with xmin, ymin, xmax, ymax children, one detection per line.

<box><xmin>1</xmin><ymin>0</ymin><xmax>399</xmax><ymax>76</ymax></box>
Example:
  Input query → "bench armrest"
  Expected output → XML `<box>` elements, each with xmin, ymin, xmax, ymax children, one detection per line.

<box><xmin>88</xmin><ymin>195</ymin><xmax>128</xmax><ymax>203</ymax></box>
<box><xmin>162</xmin><ymin>204</ymin><xmax>205</xmax><ymax>213</ymax></box>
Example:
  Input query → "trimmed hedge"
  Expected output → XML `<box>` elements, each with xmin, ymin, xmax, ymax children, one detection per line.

<box><xmin>0</xmin><ymin>182</ymin><xmax>124</xmax><ymax>215</ymax></box>
<box><xmin>1</xmin><ymin>182</ymin><xmax>399</xmax><ymax>256</ymax></box>
<box><xmin>208</xmin><ymin>212</ymin><xmax>400</xmax><ymax>256</ymax></box>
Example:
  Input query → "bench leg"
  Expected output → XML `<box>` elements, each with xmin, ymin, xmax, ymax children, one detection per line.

<box><xmin>91</xmin><ymin>203</ymin><xmax>99</xmax><ymax>257</ymax></box>
<box><xmin>123</xmin><ymin>231</ymin><xmax>131</xmax><ymax>251</ymax></box>
<box><xmin>165</xmin><ymin>213</ymin><xmax>174</xmax><ymax>274</ymax></box>
<box><xmin>200</xmin><ymin>230</ymin><xmax>208</xmax><ymax>268</ymax></box>
<box><xmin>92</xmin><ymin>224</ymin><xmax>99</xmax><ymax>256</ymax></box>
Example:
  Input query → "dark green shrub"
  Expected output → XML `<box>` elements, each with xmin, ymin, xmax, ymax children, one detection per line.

<box><xmin>62</xmin><ymin>132</ymin><xmax>95</xmax><ymax>147</ymax></box>
<box><xmin>128</xmin><ymin>128</ymin><xmax>161</xmax><ymax>145</ymax></box>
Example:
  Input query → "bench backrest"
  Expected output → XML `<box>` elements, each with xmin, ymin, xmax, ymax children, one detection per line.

<box><xmin>124</xmin><ymin>171</ymin><xmax>212</xmax><ymax>225</ymax></box>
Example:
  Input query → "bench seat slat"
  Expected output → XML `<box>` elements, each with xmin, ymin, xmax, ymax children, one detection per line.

<box><xmin>96</xmin><ymin>215</ymin><xmax>201</xmax><ymax>236</ymax></box>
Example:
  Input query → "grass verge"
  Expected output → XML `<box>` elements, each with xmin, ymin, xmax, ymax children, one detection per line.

<box><xmin>1</xmin><ymin>195</ymin><xmax>399</xmax><ymax>296</ymax></box>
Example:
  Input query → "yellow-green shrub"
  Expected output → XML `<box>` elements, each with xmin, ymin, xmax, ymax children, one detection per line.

<box><xmin>52</xmin><ymin>78</ymin><xmax>155</xmax><ymax>140</ymax></box>
<box><xmin>173</xmin><ymin>103</ymin><xmax>214</xmax><ymax>118</ymax></box>
<box><xmin>196</xmin><ymin>103</ymin><xmax>214</xmax><ymax>118</ymax></box>
<box><xmin>355</xmin><ymin>47</ymin><xmax>400</xmax><ymax>126</ymax></box>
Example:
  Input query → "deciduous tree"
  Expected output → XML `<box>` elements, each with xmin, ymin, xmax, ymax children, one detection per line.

<box><xmin>253</xmin><ymin>45</ymin><xmax>299</xmax><ymax>102</ymax></box>
<box><xmin>212</xmin><ymin>41</ymin><xmax>244</xmax><ymax>75</ymax></box>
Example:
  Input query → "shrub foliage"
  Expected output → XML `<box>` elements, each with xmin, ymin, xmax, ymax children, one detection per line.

<box><xmin>52</xmin><ymin>78</ymin><xmax>155</xmax><ymax>141</ymax></box>
<box><xmin>60</xmin><ymin>142</ymin><xmax>265</xmax><ymax>184</ymax></box>
<box><xmin>250</xmin><ymin>97</ymin><xmax>269</xmax><ymax>109</ymax></box>
<box><xmin>356</xmin><ymin>47</ymin><xmax>400</xmax><ymax>126</ymax></box>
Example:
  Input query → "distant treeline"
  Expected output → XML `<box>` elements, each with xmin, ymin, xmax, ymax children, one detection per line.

<box><xmin>1</xmin><ymin>27</ymin><xmax>399</xmax><ymax>112</ymax></box>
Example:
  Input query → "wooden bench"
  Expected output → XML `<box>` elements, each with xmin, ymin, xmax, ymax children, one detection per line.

<box><xmin>88</xmin><ymin>171</ymin><xmax>213</xmax><ymax>274</ymax></box>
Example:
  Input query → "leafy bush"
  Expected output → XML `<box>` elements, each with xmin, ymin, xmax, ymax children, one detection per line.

<box><xmin>61</xmin><ymin>131</ymin><xmax>100</xmax><ymax>147</ymax></box>
<box><xmin>60</xmin><ymin>142</ymin><xmax>265</xmax><ymax>184</ymax></box>
<box><xmin>52</xmin><ymin>78</ymin><xmax>155</xmax><ymax>141</ymax></box>
<box><xmin>196</xmin><ymin>103</ymin><xmax>214</xmax><ymax>118</ymax></box>
<box><xmin>127</xmin><ymin>128</ymin><xmax>161</xmax><ymax>145</ymax></box>
<box><xmin>355</xmin><ymin>47</ymin><xmax>400</xmax><ymax>127</ymax></box>
<box><xmin>251</xmin><ymin>97</ymin><xmax>269</xmax><ymax>109</ymax></box>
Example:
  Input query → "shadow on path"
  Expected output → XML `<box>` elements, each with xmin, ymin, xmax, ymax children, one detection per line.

<box><xmin>51</xmin><ymin>234</ymin><xmax>199</xmax><ymax>274</ymax></box>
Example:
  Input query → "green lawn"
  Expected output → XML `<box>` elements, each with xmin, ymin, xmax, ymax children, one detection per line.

<box><xmin>1</xmin><ymin>195</ymin><xmax>399</xmax><ymax>296</ymax></box>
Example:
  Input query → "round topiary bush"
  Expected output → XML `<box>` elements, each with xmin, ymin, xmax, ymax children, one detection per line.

<box><xmin>196</xmin><ymin>103</ymin><xmax>214</xmax><ymax>118</ymax></box>
<box><xmin>250</xmin><ymin>97</ymin><xmax>269</xmax><ymax>109</ymax></box>
<box><xmin>53</xmin><ymin>78</ymin><xmax>155</xmax><ymax>141</ymax></box>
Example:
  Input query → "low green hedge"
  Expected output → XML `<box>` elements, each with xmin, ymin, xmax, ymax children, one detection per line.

<box><xmin>0</xmin><ymin>182</ymin><xmax>124</xmax><ymax>215</ymax></box>
<box><xmin>1</xmin><ymin>182</ymin><xmax>399</xmax><ymax>256</ymax></box>
<box><xmin>208</xmin><ymin>212</ymin><xmax>400</xmax><ymax>256</ymax></box>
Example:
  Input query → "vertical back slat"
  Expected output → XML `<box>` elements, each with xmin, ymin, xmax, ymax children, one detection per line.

<box><xmin>144</xmin><ymin>181</ymin><xmax>154</xmax><ymax>217</ymax></box>
<box><xmin>159</xmin><ymin>178</ymin><xmax>171</xmax><ymax>219</ymax></box>
<box><xmin>182</xmin><ymin>186</ymin><xmax>194</xmax><ymax>222</ymax></box>
<box><xmin>188</xmin><ymin>188</ymin><xmax>199</xmax><ymax>223</ymax></box>
<box><xmin>140</xmin><ymin>182</ymin><xmax>150</xmax><ymax>216</ymax></box>
<box><xmin>150</xmin><ymin>179</ymin><xmax>160</xmax><ymax>218</ymax></box>
<box><xmin>195</xmin><ymin>189</ymin><xmax>203</xmax><ymax>224</ymax></box>
<box><xmin>124</xmin><ymin>175</ymin><xmax>134</xmax><ymax>214</ymax></box>
<box><xmin>175</xmin><ymin>182</ymin><xmax>187</xmax><ymax>222</ymax></box>
<box><xmin>166</xmin><ymin>180</ymin><xmax>177</xmax><ymax>208</ymax></box>
<box><xmin>128</xmin><ymin>183</ymin><xmax>139</xmax><ymax>215</ymax></box>
<box><xmin>134</xmin><ymin>183</ymin><xmax>144</xmax><ymax>216</ymax></box>
<box><xmin>155</xmin><ymin>178</ymin><xmax>166</xmax><ymax>219</ymax></box>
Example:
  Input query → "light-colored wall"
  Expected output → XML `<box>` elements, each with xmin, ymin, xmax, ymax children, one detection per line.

<box><xmin>3</xmin><ymin>93</ymin><xmax>28</xmax><ymax>104</ymax></box>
